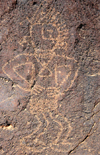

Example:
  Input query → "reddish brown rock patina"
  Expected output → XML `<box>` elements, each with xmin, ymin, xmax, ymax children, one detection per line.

<box><xmin>0</xmin><ymin>0</ymin><xmax>100</xmax><ymax>154</ymax></box>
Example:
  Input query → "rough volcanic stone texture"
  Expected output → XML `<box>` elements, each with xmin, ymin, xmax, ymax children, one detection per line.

<box><xmin>0</xmin><ymin>0</ymin><xmax>100</xmax><ymax>154</ymax></box>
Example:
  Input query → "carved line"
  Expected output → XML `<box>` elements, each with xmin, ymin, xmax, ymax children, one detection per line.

<box><xmin>20</xmin><ymin>142</ymin><xmax>46</xmax><ymax>153</ymax></box>
<box><xmin>21</xmin><ymin>114</ymin><xmax>42</xmax><ymax>139</ymax></box>
<box><xmin>41</xmin><ymin>24</ymin><xmax>58</xmax><ymax>41</ymax></box>
<box><xmin>32</xmin><ymin>85</ymin><xmax>45</xmax><ymax>95</ymax></box>
<box><xmin>37</xmin><ymin>52</ymin><xmax>55</xmax><ymax>77</ymax></box>
<box><xmin>39</xmin><ymin>66</ymin><xmax>52</xmax><ymax>77</ymax></box>
<box><xmin>30</xmin><ymin>112</ymin><xmax>72</xmax><ymax>152</ymax></box>
<box><xmin>86</xmin><ymin>73</ymin><xmax>100</xmax><ymax>77</ymax></box>
<box><xmin>20</xmin><ymin>114</ymin><xmax>47</xmax><ymax>152</ymax></box>
<box><xmin>53</xmin><ymin>113</ymin><xmax>72</xmax><ymax>144</ymax></box>
<box><xmin>2</xmin><ymin>53</ymin><xmax>38</xmax><ymax>92</ymax></box>
<box><xmin>27</xmin><ymin>2</ymin><xmax>56</xmax><ymax>25</ymax></box>
<box><xmin>65</xmin><ymin>68</ymin><xmax>79</xmax><ymax>93</ymax></box>
<box><xmin>34</xmin><ymin>113</ymin><xmax>50</xmax><ymax>143</ymax></box>
<box><xmin>49</xmin><ymin>112</ymin><xmax>64</xmax><ymax>144</ymax></box>
<box><xmin>0</xmin><ymin>96</ymin><xmax>13</xmax><ymax>105</ymax></box>
<box><xmin>46</xmin><ymin>87</ymin><xmax>59</xmax><ymax>97</ymax></box>
<box><xmin>36</xmin><ymin>3</ymin><xmax>55</xmax><ymax>24</ymax></box>
<box><xmin>26</xmin><ymin>0</ymin><xmax>44</xmax><ymax>24</ymax></box>
<box><xmin>31</xmin><ymin>112</ymin><xmax>63</xmax><ymax>147</ymax></box>
<box><xmin>55</xmin><ymin>65</ymin><xmax>72</xmax><ymax>87</ymax></box>
<box><xmin>13</xmin><ymin>62</ymin><xmax>35</xmax><ymax>85</ymax></box>
<box><xmin>18</xmin><ymin>36</ymin><xmax>30</xmax><ymax>47</ymax></box>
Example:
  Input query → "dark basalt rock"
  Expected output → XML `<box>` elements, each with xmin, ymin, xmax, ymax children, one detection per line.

<box><xmin>0</xmin><ymin>0</ymin><xmax>100</xmax><ymax>154</ymax></box>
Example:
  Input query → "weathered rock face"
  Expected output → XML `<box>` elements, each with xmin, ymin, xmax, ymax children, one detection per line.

<box><xmin>0</xmin><ymin>0</ymin><xmax>100</xmax><ymax>154</ymax></box>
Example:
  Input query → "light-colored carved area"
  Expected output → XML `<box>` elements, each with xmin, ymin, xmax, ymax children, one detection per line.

<box><xmin>20</xmin><ymin>111</ymin><xmax>72</xmax><ymax>153</ymax></box>
<box><xmin>0</xmin><ymin>1</ymin><xmax>79</xmax><ymax>153</ymax></box>
<box><xmin>0</xmin><ymin>0</ymin><xmax>80</xmax><ymax>154</ymax></box>
<box><xmin>2</xmin><ymin>0</ymin><xmax>79</xmax><ymax>108</ymax></box>
<box><xmin>0</xmin><ymin>0</ymin><xmax>100</xmax><ymax>154</ymax></box>
<box><xmin>0</xmin><ymin>0</ymin><xmax>100</xmax><ymax>155</ymax></box>
<box><xmin>2</xmin><ymin>53</ymin><xmax>41</xmax><ymax>91</ymax></box>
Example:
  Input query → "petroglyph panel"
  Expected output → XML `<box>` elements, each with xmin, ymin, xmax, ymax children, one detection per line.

<box><xmin>2</xmin><ymin>54</ymin><xmax>41</xmax><ymax>91</ymax></box>
<box><xmin>0</xmin><ymin>1</ymin><xmax>79</xmax><ymax>152</ymax></box>
<box><xmin>1</xmin><ymin>0</ymin><xmax>79</xmax><ymax>111</ymax></box>
<box><xmin>19</xmin><ymin>111</ymin><xmax>72</xmax><ymax>154</ymax></box>
<box><xmin>0</xmin><ymin>0</ymin><xmax>99</xmax><ymax>154</ymax></box>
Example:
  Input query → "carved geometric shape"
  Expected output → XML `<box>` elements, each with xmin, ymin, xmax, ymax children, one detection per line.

<box><xmin>38</xmin><ymin>120</ymin><xmax>61</xmax><ymax>145</ymax></box>
<box><xmin>2</xmin><ymin>54</ymin><xmax>41</xmax><ymax>91</ymax></box>
<box><xmin>55</xmin><ymin>65</ymin><xmax>71</xmax><ymax>87</ymax></box>
<box><xmin>30</xmin><ymin>24</ymin><xmax>57</xmax><ymax>50</ymax></box>
<box><xmin>34</xmin><ymin>49</ymin><xmax>54</xmax><ymax>65</ymax></box>
<box><xmin>14</xmin><ymin>62</ymin><xmax>35</xmax><ymax>83</ymax></box>
<box><xmin>39</xmin><ymin>67</ymin><xmax>52</xmax><ymax>77</ymax></box>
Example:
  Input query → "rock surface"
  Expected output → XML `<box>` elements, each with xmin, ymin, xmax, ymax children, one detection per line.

<box><xmin>0</xmin><ymin>0</ymin><xmax>100</xmax><ymax>154</ymax></box>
